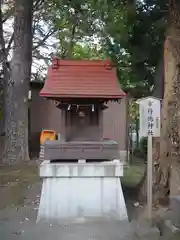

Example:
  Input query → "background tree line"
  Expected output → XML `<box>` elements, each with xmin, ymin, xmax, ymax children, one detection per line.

<box><xmin>1</xmin><ymin>0</ymin><xmax>180</xmax><ymax>201</ymax></box>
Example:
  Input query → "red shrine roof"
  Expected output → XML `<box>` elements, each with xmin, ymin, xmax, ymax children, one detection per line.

<box><xmin>40</xmin><ymin>58</ymin><xmax>126</xmax><ymax>99</ymax></box>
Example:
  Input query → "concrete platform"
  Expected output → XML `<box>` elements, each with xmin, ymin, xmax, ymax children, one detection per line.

<box><xmin>170</xmin><ymin>196</ymin><xmax>180</xmax><ymax>228</ymax></box>
<box><xmin>37</xmin><ymin>161</ymin><xmax>128</xmax><ymax>222</ymax></box>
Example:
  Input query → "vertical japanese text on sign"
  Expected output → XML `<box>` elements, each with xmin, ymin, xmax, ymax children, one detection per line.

<box><xmin>148</xmin><ymin>100</ymin><xmax>154</xmax><ymax>136</ymax></box>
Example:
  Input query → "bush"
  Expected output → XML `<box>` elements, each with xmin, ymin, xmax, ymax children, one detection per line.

<box><xmin>139</xmin><ymin>137</ymin><xmax>147</xmax><ymax>157</ymax></box>
<box><xmin>133</xmin><ymin>148</ymin><xmax>144</xmax><ymax>158</ymax></box>
<box><xmin>132</xmin><ymin>137</ymin><xmax>147</xmax><ymax>161</ymax></box>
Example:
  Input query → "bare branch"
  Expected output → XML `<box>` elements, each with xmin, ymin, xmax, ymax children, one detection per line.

<box><xmin>33</xmin><ymin>0</ymin><xmax>44</xmax><ymax>12</ymax></box>
<box><xmin>6</xmin><ymin>33</ymin><xmax>14</xmax><ymax>53</ymax></box>
<box><xmin>0</xmin><ymin>3</ymin><xmax>8</xmax><ymax>68</ymax></box>
<box><xmin>2</xmin><ymin>8</ymin><xmax>14</xmax><ymax>23</ymax></box>
<box><xmin>33</xmin><ymin>53</ymin><xmax>51</xmax><ymax>62</ymax></box>
<box><xmin>32</xmin><ymin>29</ymin><xmax>56</xmax><ymax>50</ymax></box>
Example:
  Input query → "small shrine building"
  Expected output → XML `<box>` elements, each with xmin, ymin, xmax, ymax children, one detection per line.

<box><xmin>29</xmin><ymin>58</ymin><xmax>128</xmax><ymax>161</ymax></box>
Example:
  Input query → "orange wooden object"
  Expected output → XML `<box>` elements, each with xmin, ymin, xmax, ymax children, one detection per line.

<box><xmin>40</xmin><ymin>130</ymin><xmax>56</xmax><ymax>145</ymax></box>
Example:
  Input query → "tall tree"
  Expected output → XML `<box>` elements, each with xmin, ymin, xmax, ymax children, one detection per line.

<box><xmin>4</xmin><ymin>0</ymin><xmax>33</xmax><ymax>163</ymax></box>
<box><xmin>102</xmin><ymin>0</ymin><xmax>168</xmax><ymax>97</ymax></box>
<box><xmin>158</xmin><ymin>1</ymin><xmax>180</xmax><ymax>198</ymax></box>
<box><xmin>0</xmin><ymin>0</ymin><xmax>8</xmax><ymax>134</ymax></box>
<box><xmin>0</xmin><ymin>0</ymin><xmax>14</xmax><ymax>135</ymax></box>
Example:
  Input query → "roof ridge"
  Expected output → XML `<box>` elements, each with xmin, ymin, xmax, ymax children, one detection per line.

<box><xmin>52</xmin><ymin>58</ymin><xmax>115</xmax><ymax>68</ymax></box>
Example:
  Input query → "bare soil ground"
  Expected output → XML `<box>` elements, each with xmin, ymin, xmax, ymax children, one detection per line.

<box><xmin>0</xmin><ymin>163</ymin><xmax>40</xmax><ymax>209</ymax></box>
<box><xmin>0</xmin><ymin>161</ymin><xmax>169</xmax><ymax>239</ymax></box>
<box><xmin>0</xmin><ymin>162</ymin><xmax>135</xmax><ymax>239</ymax></box>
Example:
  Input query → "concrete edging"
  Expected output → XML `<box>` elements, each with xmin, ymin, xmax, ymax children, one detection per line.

<box><xmin>40</xmin><ymin>161</ymin><xmax>124</xmax><ymax>178</ymax></box>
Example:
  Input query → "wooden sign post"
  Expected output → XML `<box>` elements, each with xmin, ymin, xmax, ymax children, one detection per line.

<box><xmin>147</xmin><ymin>100</ymin><xmax>153</xmax><ymax>223</ymax></box>
<box><xmin>136</xmin><ymin>97</ymin><xmax>161</xmax><ymax>224</ymax></box>
<box><xmin>147</xmin><ymin>134</ymin><xmax>153</xmax><ymax>222</ymax></box>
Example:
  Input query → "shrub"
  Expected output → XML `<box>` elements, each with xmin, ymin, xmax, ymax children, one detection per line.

<box><xmin>139</xmin><ymin>137</ymin><xmax>147</xmax><ymax>157</ymax></box>
<box><xmin>132</xmin><ymin>137</ymin><xmax>147</xmax><ymax>161</ymax></box>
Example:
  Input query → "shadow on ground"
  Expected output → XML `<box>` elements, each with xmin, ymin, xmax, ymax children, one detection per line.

<box><xmin>0</xmin><ymin>162</ymin><xmax>145</xmax><ymax>239</ymax></box>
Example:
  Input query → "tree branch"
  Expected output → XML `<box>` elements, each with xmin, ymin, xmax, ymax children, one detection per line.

<box><xmin>6</xmin><ymin>33</ymin><xmax>14</xmax><ymax>53</ymax></box>
<box><xmin>33</xmin><ymin>0</ymin><xmax>44</xmax><ymax>12</ymax></box>
<box><xmin>0</xmin><ymin>3</ymin><xmax>8</xmax><ymax>68</ymax></box>
<box><xmin>2</xmin><ymin>8</ymin><xmax>14</xmax><ymax>23</ymax></box>
<box><xmin>32</xmin><ymin>29</ymin><xmax>57</xmax><ymax>50</ymax></box>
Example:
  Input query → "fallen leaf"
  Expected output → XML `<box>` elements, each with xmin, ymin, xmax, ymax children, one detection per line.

<box><xmin>13</xmin><ymin>231</ymin><xmax>21</xmax><ymax>235</ymax></box>
<box><xmin>133</xmin><ymin>202</ymin><xmax>140</xmax><ymax>207</ymax></box>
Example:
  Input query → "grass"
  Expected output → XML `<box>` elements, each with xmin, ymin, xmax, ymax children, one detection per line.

<box><xmin>121</xmin><ymin>163</ymin><xmax>145</xmax><ymax>188</ymax></box>
<box><xmin>0</xmin><ymin>164</ymin><xmax>39</xmax><ymax>209</ymax></box>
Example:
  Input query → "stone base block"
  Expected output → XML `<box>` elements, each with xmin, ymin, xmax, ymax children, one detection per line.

<box><xmin>163</xmin><ymin>220</ymin><xmax>180</xmax><ymax>240</ymax></box>
<box><xmin>170</xmin><ymin>196</ymin><xmax>180</xmax><ymax>228</ymax></box>
<box><xmin>131</xmin><ymin>221</ymin><xmax>160</xmax><ymax>240</ymax></box>
<box><xmin>37</xmin><ymin>161</ymin><xmax>127</xmax><ymax>223</ymax></box>
<box><xmin>39</xmin><ymin>161</ymin><xmax>124</xmax><ymax>178</ymax></box>
<box><xmin>44</xmin><ymin>140</ymin><xmax>120</xmax><ymax>161</ymax></box>
<box><xmin>37</xmin><ymin>177</ymin><xmax>128</xmax><ymax>222</ymax></box>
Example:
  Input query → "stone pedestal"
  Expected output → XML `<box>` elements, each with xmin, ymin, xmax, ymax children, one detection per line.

<box><xmin>170</xmin><ymin>196</ymin><xmax>180</xmax><ymax>228</ymax></box>
<box><xmin>131</xmin><ymin>220</ymin><xmax>160</xmax><ymax>240</ymax></box>
<box><xmin>163</xmin><ymin>220</ymin><xmax>180</xmax><ymax>240</ymax></box>
<box><xmin>43</xmin><ymin>140</ymin><xmax>120</xmax><ymax>161</ymax></box>
<box><xmin>37</xmin><ymin>161</ymin><xmax>128</xmax><ymax>223</ymax></box>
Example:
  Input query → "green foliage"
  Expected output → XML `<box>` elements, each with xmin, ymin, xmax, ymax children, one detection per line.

<box><xmin>102</xmin><ymin>0</ymin><xmax>168</xmax><ymax>97</ymax></box>
<box><xmin>139</xmin><ymin>137</ymin><xmax>147</xmax><ymax>156</ymax></box>
<box><xmin>56</xmin><ymin>43</ymin><xmax>106</xmax><ymax>60</ymax></box>
<box><xmin>32</xmin><ymin>0</ymin><xmax>169</xmax><ymax>98</ymax></box>
<box><xmin>2</xmin><ymin>0</ymin><xmax>170</xmax><ymax>96</ymax></box>
<box><xmin>121</xmin><ymin>163</ymin><xmax>145</xmax><ymax>187</ymax></box>
<box><xmin>49</xmin><ymin>0</ymin><xmax>105</xmax><ymax>58</ymax></box>
<box><xmin>2</xmin><ymin>0</ymin><xmax>166</xmax><ymax>96</ymax></box>
<box><xmin>129</xmin><ymin>100</ymin><xmax>139</xmax><ymax>123</ymax></box>
<box><xmin>132</xmin><ymin>136</ymin><xmax>148</xmax><ymax>161</ymax></box>
<box><xmin>133</xmin><ymin>138</ymin><xmax>147</xmax><ymax>161</ymax></box>
<box><xmin>72</xmin><ymin>44</ymin><xmax>106</xmax><ymax>60</ymax></box>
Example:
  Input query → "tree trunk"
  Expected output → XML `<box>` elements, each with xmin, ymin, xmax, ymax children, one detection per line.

<box><xmin>67</xmin><ymin>23</ymin><xmax>77</xmax><ymax>58</ymax></box>
<box><xmin>154</xmin><ymin>1</ymin><xmax>180</xmax><ymax>200</ymax></box>
<box><xmin>4</xmin><ymin>0</ymin><xmax>33</xmax><ymax>163</ymax></box>
<box><xmin>135</xmin><ymin>118</ymin><xmax>139</xmax><ymax>149</ymax></box>
<box><xmin>153</xmin><ymin>57</ymin><xmax>164</xmax><ymax>99</ymax></box>
<box><xmin>0</xmin><ymin>1</ymin><xmax>8</xmax><ymax>135</ymax></box>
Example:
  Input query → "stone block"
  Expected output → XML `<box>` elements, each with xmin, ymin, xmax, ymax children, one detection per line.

<box><xmin>163</xmin><ymin>220</ymin><xmax>180</xmax><ymax>240</ymax></box>
<box><xmin>131</xmin><ymin>220</ymin><xmax>160</xmax><ymax>240</ymax></box>
<box><xmin>170</xmin><ymin>196</ymin><xmax>180</xmax><ymax>228</ymax></box>
<box><xmin>39</xmin><ymin>161</ymin><xmax>124</xmax><ymax>178</ymax></box>
<box><xmin>37</xmin><ymin>175</ymin><xmax>128</xmax><ymax>222</ymax></box>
